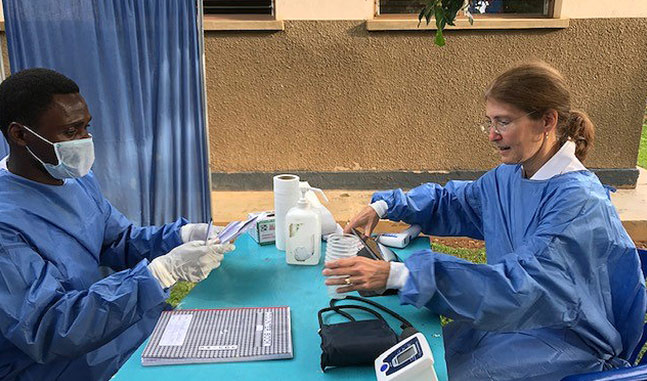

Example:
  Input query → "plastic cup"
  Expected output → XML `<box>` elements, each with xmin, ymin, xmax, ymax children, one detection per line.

<box><xmin>324</xmin><ymin>233</ymin><xmax>362</xmax><ymax>299</ymax></box>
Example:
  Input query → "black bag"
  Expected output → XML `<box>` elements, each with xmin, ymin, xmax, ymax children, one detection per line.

<box><xmin>318</xmin><ymin>296</ymin><xmax>417</xmax><ymax>371</ymax></box>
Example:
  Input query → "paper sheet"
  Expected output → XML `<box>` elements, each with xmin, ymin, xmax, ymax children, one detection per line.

<box><xmin>158</xmin><ymin>314</ymin><xmax>193</xmax><ymax>346</ymax></box>
<box><xmin>218</xmin><ymin>213</ymin><xmax>266</xmax><ymax>243</ymax></box>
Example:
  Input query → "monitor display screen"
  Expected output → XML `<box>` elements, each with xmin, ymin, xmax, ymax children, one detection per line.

<box><xmin>394</xmin><ymin>345</ymin><xmax>416</xmax><ymax>366</ymax></box>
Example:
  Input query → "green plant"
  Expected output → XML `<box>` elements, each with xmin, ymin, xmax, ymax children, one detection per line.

<box><xmin>639</xmin><ymin>112</ymin><xmax>647</xmax><ymax>168</ymax></box>
<box><xmin>167</xmin><ymin>281</ymin><xmax>196</xmax><ymax>308</ymax></box>
<box><xmin>419</xmin><ymin>0</ymin><xmax>477</xmax><ymax>46</ymax></box>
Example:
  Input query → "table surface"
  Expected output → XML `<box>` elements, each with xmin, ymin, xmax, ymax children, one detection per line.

<box><xmin>113</xmin><ymin>235</ymin><xmax>448</xmax><ymax>381</ymax></box>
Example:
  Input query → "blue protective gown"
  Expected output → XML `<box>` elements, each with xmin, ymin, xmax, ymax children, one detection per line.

<box><xmin>372</xmin><ymin>165</ymin><xmax>646</xmax><ymax>381</ymax></box>
<box><xmin>0</xmin><ymin>170</ymin><xmax>186</xmax><ymax>380</ymax></box>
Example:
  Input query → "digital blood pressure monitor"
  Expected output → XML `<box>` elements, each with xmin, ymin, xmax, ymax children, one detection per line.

<box><xmin>374</xmin><ymin>333</ymin><xmax>437</xmax><ymax>381</ymax></box>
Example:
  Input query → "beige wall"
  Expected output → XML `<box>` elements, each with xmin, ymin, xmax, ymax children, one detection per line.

<box><xmin>205</xmin><ymin>18</ymin><xmax>647</xmax><ymax>173</ymax></box>
<box><xmin>276</xmin><ymin>0</ymin><xmax>374</xmax><ymax>20</ymax></box>
<box><xmin>562</xmin><ymin>0</ymin><xmax>647</xmax><ymax>18</ymax></box>
<box><xmin>1</xmin><ymin>0</ymin><xmax>647</xmax><ymax>21</ymax></box>
<box><xmin>0</xmin><ymin>0</ymin><xmax>646</xmax><ymax>21</ymax></box>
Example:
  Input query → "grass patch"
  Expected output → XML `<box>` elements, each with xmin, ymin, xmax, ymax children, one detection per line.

<box><xmin>431</xmin><ymin>242</ymin><xmax>486</xmax><ymax>264</ymax></box>
<box><xmin>639</xmin><ymin>120</ymin><xmax>647</xmax><ymax>169</ymax></box>
<box><xmin>167</xmin><ymin>281</ymin><xmax>196</xmax><ymax>308</ymax></box>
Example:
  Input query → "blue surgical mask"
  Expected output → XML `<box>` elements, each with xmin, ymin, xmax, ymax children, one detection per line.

<box><xmin>22</xmin><ymin>125</ymin><xmax>95</xmax><ymax>179</ymax></box>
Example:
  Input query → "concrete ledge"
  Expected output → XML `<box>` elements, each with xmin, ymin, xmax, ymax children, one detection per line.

<box><xmin>211</xmin><ymin>170</ymin><xmax>486</xmax><ymax>191</ymax></box>
<box><xmin>211</xmin><ymin>168</ymin><xmax>640</xmax><ymax>191</ymax></box>
<box><xmin>593</xmin><ymin>168</ymin><xmax>640</xmax><ymax>189</ymax></box>
<box><xmin>622</xmin><ymin>221</ymin><xmax>647</xmax><ymax>242</ymax></box>
<box><xmin>367</xmin><ymin>15</ymin><xmax>569</xmax><ymax>31</ymax></box>
<box><xmin>203</xmin><ymin>15</ymin><xmax>284</xmax><ymax>31</ymax></box>
<box><xmin>612</xmin><ymin>167</ymin><xmax>647</xmax><ymax>242</ymax></box>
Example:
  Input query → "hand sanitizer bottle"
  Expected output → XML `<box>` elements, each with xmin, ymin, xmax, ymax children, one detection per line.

<box><xmin>285</xmin><ymin>187</ymin><xmax>325</xmax><ymax>265</ymax></box>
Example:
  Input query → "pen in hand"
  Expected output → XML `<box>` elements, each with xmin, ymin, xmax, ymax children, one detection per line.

<box><xmin>204</xmin><ymin>220</ymin><xmax>213</xmax><ymax>244</ymax></box>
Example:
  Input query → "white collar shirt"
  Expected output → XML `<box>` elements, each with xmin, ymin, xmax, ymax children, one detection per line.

<box><xmin>526</xmin><ymin>140</ymin><xmax>587</xmax><ymax>180</ymax></box>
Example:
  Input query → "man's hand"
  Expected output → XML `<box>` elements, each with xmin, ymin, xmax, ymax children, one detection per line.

<box><xmin>322</xmin><ymin>256</ymin><xmax>391</xmax><ymax>293</ymax></box>
<box><xmin>343</xmin><ymin>206</ymin><xmax>380</xmax><ymax>237</ymax></box>
<box><xmin>180</xmin><ymin>223</ymin><xmax>219</xmax><ymax>243</ymax></box>
<box><xmin>148</xmin><ymin>240</ymin><xmax>235</xmax><ymax>288</ymax></box>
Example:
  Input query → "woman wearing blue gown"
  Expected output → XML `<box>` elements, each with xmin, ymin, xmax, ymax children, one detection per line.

<box><xmin>323</xmin><ymin>62</ymin><xmax>646</xmax><ymax>380</ymax></box>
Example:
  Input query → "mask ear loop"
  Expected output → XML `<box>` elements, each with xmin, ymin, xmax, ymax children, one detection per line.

<box><xmin>20</xmin><ymin>124</ymin><xmax>61</xmax><ymax>166</ymax></box>
<box><xmin>20</xmin><ymin>124</ymin><xmax>56</xmax><ymax>146</ymax></box>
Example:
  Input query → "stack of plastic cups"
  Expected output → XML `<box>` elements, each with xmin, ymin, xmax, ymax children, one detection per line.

<box><xmin>325</xmin><ymin>233</ymin><xmax>362</xmax><ymax>299</ymax></box>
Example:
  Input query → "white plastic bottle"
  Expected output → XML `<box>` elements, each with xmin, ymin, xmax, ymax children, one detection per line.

<box><xmin>285</xmin><ymin>187</ymin><xmax>324</xmax><ymax>265</ymax></box>
<box><xmin>299</xmin><ymin>181</ymin><xmax>337</xmax><ymax>236</ymax></box>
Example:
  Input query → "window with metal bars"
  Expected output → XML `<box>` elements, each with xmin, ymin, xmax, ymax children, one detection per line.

<box><xmin>379</xmin><ymin>0</ymin><xmax>552</xmax><ymax>16</ymax></box>
<box><xmin>203</xmin><ymin>0</ymin><xmax>273</xmax><ymax>15</ymax></box>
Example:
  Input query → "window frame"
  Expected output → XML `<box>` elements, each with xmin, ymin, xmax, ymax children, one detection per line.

<box><xmin>368</xmin><ymin>0</ymin><xmax>568</xmax><ymax>31</ymax></box>
<box><xmin>203</xmin><ymin>0</ymin><xmax>274</xmax><ymax>16</ymax></box>
<box><xmin>201</xmin><ymin>0</ymin><xmax>284</xmax><ymax>31</ymax></box>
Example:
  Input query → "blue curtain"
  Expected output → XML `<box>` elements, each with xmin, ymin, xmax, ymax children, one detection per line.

<box><xmin>2</xmin><ymin>0</ymin><xmax>211</xmax><ymax>226</ymax></box>
<box><xmin>0</xmin><ymin>137</ymin><xmax>6</xmax><ymax>160</ymax></box>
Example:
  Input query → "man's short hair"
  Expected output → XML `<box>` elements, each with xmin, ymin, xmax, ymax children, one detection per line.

<box><xmin>0</xmin><ymin>68</ymin><xmax>80</xmax><ymax>138</ymax></box>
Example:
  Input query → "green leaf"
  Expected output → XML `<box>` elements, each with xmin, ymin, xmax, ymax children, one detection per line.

<box><xmin>443</xmin><ymin>0</ymin><xmax>462</xmax><ymax>26</ymax></box>
<box><xmin>434</xmin><ymin>28</ymin><xmax>446</xmax><ymax>46</ymax></box>
<box><xmin>418</xmin><ymin>1</ymin><xmax>438</xmax><ymax>26</ymax></box>
<box><xmin>418</xmin><ymin>5</ymin><xmax>433</xmax><ymax>26</ymax></box>
<box><xmin>426</xmin><ymin>8</ymin><xmax>434</xmax><ymax>24</ymax></box>
<box><xmin>434</xmin><ymin>6</ymin><xmax>444</xmax><ymax>29</ymax></box>
<box><xmin>417</xmin><ymin>0</ymin><xmax>466</xmax><ymax>46</ymax></box>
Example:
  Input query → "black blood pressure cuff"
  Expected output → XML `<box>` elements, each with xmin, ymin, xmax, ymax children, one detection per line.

<box><xmin>317</xmin><ymin>296</ymin><xmax>418</xmax><ymax>372</ymax></box>
<box><xmin>319</xmin><ymin>306</ymin><xmax>398</xmax><ymax>370</ymax></box>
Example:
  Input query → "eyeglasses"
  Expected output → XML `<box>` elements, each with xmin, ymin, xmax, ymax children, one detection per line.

<box><xmin>479</xmin><ymin>111</ymin><xmax>536</xmax><ymax>135</ymax></box>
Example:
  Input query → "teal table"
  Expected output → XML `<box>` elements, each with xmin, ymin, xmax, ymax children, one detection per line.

<box><xmin>113</xmin><ymin>235</ymin><xmax>448</xmax><ymax>381</ymax></box>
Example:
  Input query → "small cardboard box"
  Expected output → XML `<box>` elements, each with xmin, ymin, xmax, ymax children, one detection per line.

<box><xmin>247</xmin><ymin>211</ymin><xmax>276</xmax><ymax>245</ymax></box>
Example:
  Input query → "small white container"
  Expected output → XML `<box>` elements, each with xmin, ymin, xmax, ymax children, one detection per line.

<box><xmin>285</xmin><ymin>187</ymin><xmax>322</xmax><ymax>265</ymax></box>
<box><xmin>247</xmin><ymin>211</ymin><xmax>276</xmax><ymax>245</ymax></box>
<box><xmin>377</xmin><ymin>225</ymin><xmax>422</xmax><ymax>249</ymax></box>
<box><xmin>324</xmin><ymin>233</ymin><xmax>361</xmax><ymax>299</ymax></box>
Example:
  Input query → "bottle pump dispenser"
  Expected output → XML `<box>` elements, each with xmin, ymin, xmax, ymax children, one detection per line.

<box><xmin>285</xmin><ymin>187</ymin><xmax>328</xmax><ymax>265</ymax></box>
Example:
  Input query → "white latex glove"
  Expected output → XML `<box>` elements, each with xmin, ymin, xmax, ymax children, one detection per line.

<box><xmin>180</xmin><ymin>223</ymin><xmax>221</xmax><ymax>243</ymax></box>
<box><xmin>148</xmin><ymin>240</ymin><xmax>235</xmax><ymax>288</ymax></box>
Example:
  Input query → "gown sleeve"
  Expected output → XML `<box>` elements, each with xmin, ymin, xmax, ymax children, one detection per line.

<box><xmin>99</xmin><ymin>197</ymin><xmax>186</xmax><ymax>271</ymax></box>
<box><xmin>77</xmin><ymin>169</ymin><xmax>187</xmax><ymax>271</ymax></box>
<box><xmin>398</xmin><ymin>184</ymin><xmax>599</xmax><ymax>332</ymax></box>
<box><xmin>371</xmin><ymin>179</ymin><xmax>484</xmax><ymax>240</ymax></box>
<box><xmin>0</xmin><ymin>238</ymin><xmax>168</xmax><ymax>363</ymax></box>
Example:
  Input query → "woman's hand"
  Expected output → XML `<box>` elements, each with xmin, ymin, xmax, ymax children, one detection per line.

<box><xmin>322</xmin><ymin>256</ymin><xmax>391</xmax><ymax>293</ymax></box>
<box><xmin>343</xmin><ymin>205</ymin><xmax>380</xmax><ymax>236</ymax></box>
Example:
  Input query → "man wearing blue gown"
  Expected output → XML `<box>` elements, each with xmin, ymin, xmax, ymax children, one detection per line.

<box><xmin>0</xmin><ymin>68</ymin><xmax>233</xmax><ymax>380</ymax></box>
<box><xmin>325</xmin><ymin>62</ymin><xmax>647</xmax><ymax>380</ymax></box>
